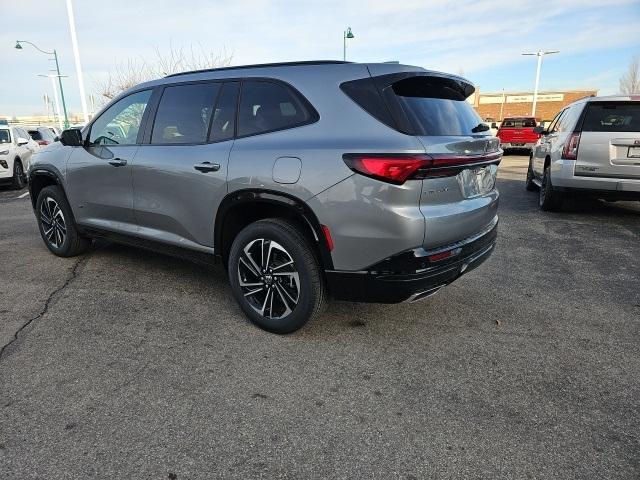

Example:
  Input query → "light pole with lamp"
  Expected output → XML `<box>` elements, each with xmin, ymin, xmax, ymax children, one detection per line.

<box><xmin>343</xmin><ymin>27</ymin><xmax>354</xmax><ymax>61</ymax></box>
<box><xmin>522</xmin><ymin>50</ymin><xmax>559</xmax><ymax>117</ymax></box>
<box><xmin>15</xmin><ymin>40</ymin><xmax>70</xmax><ymax>128</ymax></box>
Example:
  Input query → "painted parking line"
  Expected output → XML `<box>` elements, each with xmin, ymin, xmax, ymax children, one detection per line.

<box><xmin>18</xmin><ymin>191</ymin><xmax>30</xmax><ymax>199</ymax></box>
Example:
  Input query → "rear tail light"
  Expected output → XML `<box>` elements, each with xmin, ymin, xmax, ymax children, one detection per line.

<box><xmin>561</xmin><ymin>132</ymin><xmax>581</xmax><ymax>160</ymax></box>
<box><xmin>37</xmin><ymin>140</ymin><xmax>49</xmax><ymax>146</ymax></box>
<box><xmin>342</xmin><ymin>152</ymin><xmax>501</xmax><ymax>185</ymax></box>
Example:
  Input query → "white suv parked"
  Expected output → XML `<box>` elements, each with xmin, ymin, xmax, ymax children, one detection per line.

<box><xmin>0</xmin><ymin>124</ymin><xmax>39</xmax><ymax>189</ymax></box>
<box><xmin>527</xmin><ymin>95</ymin><xmax>640</xmax><ymax>210</ymax></box>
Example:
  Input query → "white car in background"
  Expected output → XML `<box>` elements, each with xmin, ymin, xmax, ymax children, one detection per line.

<box><xmin>0</xmin><ymin>124</ymin><xmax>40</xmax><ymax>189</ymax></box>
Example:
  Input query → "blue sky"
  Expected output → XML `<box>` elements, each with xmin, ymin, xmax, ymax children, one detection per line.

<box><xmin>1</xmin><ymin>0</ymin><xmax>639</xmax><ymax>116</ymax></box>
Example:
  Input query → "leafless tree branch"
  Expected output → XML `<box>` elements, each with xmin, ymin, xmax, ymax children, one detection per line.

<box><xmin>619</xmin><ymin>55</ymin><xmax>640</xmax><ymax>95</ymax></box>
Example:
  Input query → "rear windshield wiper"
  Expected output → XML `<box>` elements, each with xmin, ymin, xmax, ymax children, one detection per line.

<box><xmin>471</xmin><ymin>123</ymin><xmax>490</xmax><ymax>133</ymax></box>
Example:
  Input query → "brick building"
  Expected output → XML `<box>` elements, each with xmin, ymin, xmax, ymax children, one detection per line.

<box><xmin>469</xmin><ymin>89</ymin><xmax>597</xmax><ymax>123</ymax></box>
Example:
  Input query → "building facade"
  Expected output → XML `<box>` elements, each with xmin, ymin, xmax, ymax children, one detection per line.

<box><xmin>469</xmin><ymin>89</ymin><xmax>598</xmax><ymax>122</ymax></box>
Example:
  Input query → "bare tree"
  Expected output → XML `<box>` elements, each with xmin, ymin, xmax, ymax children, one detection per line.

<box><xmin>96</xmin><ymin>44</ymin><xmax>233</xmax><ymax>102</ymax></box>
<box><xmin>619</xmin><ymin>55</ymin><xmax>640</xmax><ymax>94</ymax></box>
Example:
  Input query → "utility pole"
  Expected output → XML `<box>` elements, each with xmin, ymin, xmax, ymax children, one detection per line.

<box><xmin>65</xmin><ymin>0</ymin><xmax>89</xmax><ymax>124</ymax></box>
<box><xmin>522</xmin><ymin>50</ymin><xmax>559</xmax><ymax>117</ymax></box>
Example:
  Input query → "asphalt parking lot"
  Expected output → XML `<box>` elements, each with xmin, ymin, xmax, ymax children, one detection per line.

<box><xmin>0</xmin><ymin>155</ymin><xmax>638</xmax><ymax>479</ymax></box>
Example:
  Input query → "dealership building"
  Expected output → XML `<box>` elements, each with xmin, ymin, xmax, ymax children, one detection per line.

<box><xmin>468</xmin><ymin>89</ymin><xmax>598</xmax><ymax>123</ymax></box>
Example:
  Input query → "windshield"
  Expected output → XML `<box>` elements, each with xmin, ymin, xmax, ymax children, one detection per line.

<box><xmin>0</xmin><ymin>129</ymin><xmax>10</xmax><ymax>144</ymax></box>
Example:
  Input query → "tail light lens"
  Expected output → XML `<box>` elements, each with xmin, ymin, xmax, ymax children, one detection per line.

<box><xmin>37</xmin><ymin>140</ymin><xmax>49</xmax><ymax>146</ymax></box>
<box><xmin>342</xmin><ymin>152</ymin><xmax>501</xmax><ymax>185</ymax></box>
<box><xmin>561</xmin><ymin>132</ymin><xmax>581</xmax><ymax>160</ymax></box>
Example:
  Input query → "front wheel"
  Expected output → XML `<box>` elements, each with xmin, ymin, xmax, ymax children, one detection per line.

<box><xmin>36</xmin><ymin>185</ymin><xmax>91</xmax><ymax>256</ymax></box>
<box><xmin>228</xmin><ymin>219</ymin><xmax>326</xmax><ymax>334</ymax></box>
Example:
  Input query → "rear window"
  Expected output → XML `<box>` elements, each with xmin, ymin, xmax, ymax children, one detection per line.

<box><xmin>500</xmin><ymin>118</ymin><xmax>537</xmax><ymax>128</ymax></box>
<box><xmin>0</xmin><ymin>129</ymin><xmax>10</xmax><ymax>144</ymax></box>
<box><xmin>582</xmin><ymin>102</ymin><xmax>640</xmax><ymax>132</ymax></box>
<box><xmin>389</xmin><ymin>76</ymin><xmax>483</xmax><ymax>136</ymax></box>
<box><xmin>28</xmin><ymin>130</ymin><xmax>43</xmax><ymax>140</ymax></box>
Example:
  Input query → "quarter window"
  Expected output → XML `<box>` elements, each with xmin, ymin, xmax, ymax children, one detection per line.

<box><xmin>209</xmin><ymin>82</ymin><xmax>239</xmax><ymax>142</ymax></box>
<box><xmin>151</xmin><ymin>83</ymin><xmax>220</xmax><ymax>144</ymax></box>
<box><xmin>89</xmin><ymin>90</ymin><xmax>152</xmax><ymax>146</ymax></box>
<box><xmin>238</xmin><ymin>80</ymin><xmax>313</xmax><ymax>137</ymax></box>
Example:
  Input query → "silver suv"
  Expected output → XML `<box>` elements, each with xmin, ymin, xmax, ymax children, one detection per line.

<box><xmin>28</xmin><ymin>61</ymin><xmax>500</xmax><ymax>333</ymax></box>
<box><xmin>527</xmin><ymin>95</ymin><xmax>640</xmax><ymax>210</ymax></box>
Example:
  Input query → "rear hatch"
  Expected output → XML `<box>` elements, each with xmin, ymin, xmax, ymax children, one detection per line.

<box><xmin>497</xmin><ymin>117</ymin><xmax>539</xmax><ymax>145</ymax></box>
<box><xmin>355</xmin><ymin>69</ymin><xmax>501</xmax><ymax>248</ymax></box>
<box><xmin>575</xmin><ymin>100</ymin><xmax>640</xmax><ymax>179</ymax></box>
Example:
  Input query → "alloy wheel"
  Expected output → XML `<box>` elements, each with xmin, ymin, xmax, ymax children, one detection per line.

<box><xmin>237</xmin><ymin>238</ymin><xmax>300</xmax><ymax>320</ymax></box>
<box><xmin>40</xmin><ymin>197</ymin><xmax>66</xmax><ymax>249</ymax></box>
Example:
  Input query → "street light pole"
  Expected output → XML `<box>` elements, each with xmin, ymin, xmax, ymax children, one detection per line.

<box><xmin>343</xmin><ymin>27</ymin><xmax>354</xmax><ymax>61</ymax></box>
<box><xmin>15</xmin><ymin>40</ymin><xmax>70</xmax><ymax>128</ymax></box>
<box><xmin>522</xmin><ymin>50</ymin><xmax>559</xmax><ymax>117</ymax></box>
<box><xmin>40</xmin><ymin>75</ymin><xmax>64</xmax><ymax>130</ymax></box>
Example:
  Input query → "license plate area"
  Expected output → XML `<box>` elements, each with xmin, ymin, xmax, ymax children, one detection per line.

<box><xmin>511</xmin><ymin>142</ymin><xmax>525</xmax><ymax>146</ymax></box>
<box><xmin>457</xmin><ymin>164</ymin><xmax>498</xmax><ymax>198</ymax></box>
<box><xmin>628</xmin><ymin>146</ymin><xmax>640</xmax><ymax>158</ymax></box>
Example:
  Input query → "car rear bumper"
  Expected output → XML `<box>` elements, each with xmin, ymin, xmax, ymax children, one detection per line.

<box><xmin>551</xmin><ymin>159</ymin><xmax>640</xmax><ymax>198</ymax></box>
<box><xmin>325</xmin><ymin>219</ymin><xmax>498</xmax><ymax>303</ymax></box>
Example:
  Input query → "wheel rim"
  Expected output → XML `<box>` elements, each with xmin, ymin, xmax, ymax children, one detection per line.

<box><xmin>40</xmin><ymin>197</ymin><xmax>66</xmax><ymax>248</ymax></box>
<box><xmin>237</xmin><ymin>238</ymin><xmax>300</xmax><ymax>320</ymax></box>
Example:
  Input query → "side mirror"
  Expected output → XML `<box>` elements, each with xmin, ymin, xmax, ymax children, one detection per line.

<box><xmin>533</xmin><ymin>126</ymin><xmax>545</xmax><ymax>134</ymax></box>
<box><xmin>60</xmin><ymin>128</ymin><xmax>84</xmax><ymax>147</ymax></box>
<box><xmin>17</xmin><ymin>137</ymin><xmax>29</xmax><ymax>146</ymax></box>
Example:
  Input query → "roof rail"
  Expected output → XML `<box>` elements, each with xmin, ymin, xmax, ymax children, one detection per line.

<box><xmin>165</xmin><ymin>60</ymin><xmax>352</xmax><ymax>78</ymax></box>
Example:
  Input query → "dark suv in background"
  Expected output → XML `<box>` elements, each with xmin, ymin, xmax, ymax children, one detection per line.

<box><xmin>28</xmin><ymin>61</ymin><xmax>500</xmax><ymax>333</ymax></box>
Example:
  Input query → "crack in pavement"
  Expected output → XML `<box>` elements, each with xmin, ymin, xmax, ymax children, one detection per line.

<box><xmin>0</xmin><ymin>254</ymin><xmax>90</xmax><ymax>362</ymax></box>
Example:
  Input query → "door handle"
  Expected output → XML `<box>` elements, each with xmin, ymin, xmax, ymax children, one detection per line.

<box><xmin>108</xmin><ymin>158</ymin><xmax>127</xmax><ymax>167</ymax></box>
<box><xmin>194</xmin><ymin>162</ymin><xmax>220</xmax><ymax>172</ymax></box>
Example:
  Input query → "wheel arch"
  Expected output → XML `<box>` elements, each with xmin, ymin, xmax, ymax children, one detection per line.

<box><xmin>28</xmin><ymin>169</ymin><xmax>66</xmax><ymax>210</ymax></box>
<box><xmin>214</xmin><ymin>189</ymin><xmax>334</xmax><ymax>270</ymax></box>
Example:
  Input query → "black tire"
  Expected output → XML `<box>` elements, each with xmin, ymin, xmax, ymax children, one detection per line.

<box><xmin>228</xmin><ymin>218</ymin><xmax>326</xmax><ymax>334</ymax></box>
<box><xmin>525</xmin><ymin>158</ymin><xmax>536</xmax><ymax>191</ymax></box>
<box><xmin>539</xmin><ymin>165</ymin><xmax>563</xmax><ymax>211</ymax></box>
<box><xmin>11</xmin><ymin>159</ymin><xmax>26</xmax><ymax>190</ymax></box>
<box><xmin>36</xmin><ymin>185</ymin><xmax>91</xmax><ymax>257</ymax></box>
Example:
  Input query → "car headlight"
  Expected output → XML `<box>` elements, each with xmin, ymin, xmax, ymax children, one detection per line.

<box><xmin>0</xmin><ymin>150</ymin><xmax>9</xmax><ymax>155</ymax></box>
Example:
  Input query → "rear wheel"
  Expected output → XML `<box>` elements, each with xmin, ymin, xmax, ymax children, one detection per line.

<box><xmin>36</xmin><ymin>185</ymin><xmax>91</xmax><ymax>256</ymax></box>
<box><xmin>525</xmin><ymin>158</ymin><xmax>536</xmax><ymax>191</ymax></box>
<box><xmin>228</xmin><ymin>218</ymin><xmax>326</xmax><ymax>334</ymax></box>
<box><xmin>539</xmin><ymin>165</ymin><xmax>563</xmax><ymax>211</ymax></box>
<box><xmin>11</xmin><ymin>159</ymin><xmax>26</xmax><ymax>190</ymax></box>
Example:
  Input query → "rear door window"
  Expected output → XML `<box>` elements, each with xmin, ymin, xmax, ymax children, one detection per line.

<box><xmin>151</xmin><ymin>82</ymin><xmax>221</xmax><ymax>144</ymax></box>
<box><xmin>238</xmin><ymin>80</ymin><xmax>314</xmax><ymax>137</ymax></box>
<box><xmin>582</xmin><ymin>102</ymin><xmax>640</xmax><ymax>132</ymax></box>
<box><xmin>388</xmin><ymin>76</ymin><xmax>484</xmax><ymax>136</ymax></box>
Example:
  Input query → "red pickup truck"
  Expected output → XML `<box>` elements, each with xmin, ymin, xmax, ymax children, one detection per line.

<box><xmin>496</xmin><ymin>117</ymin><xmax>541</xmax><ymax>152</ymax></box>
